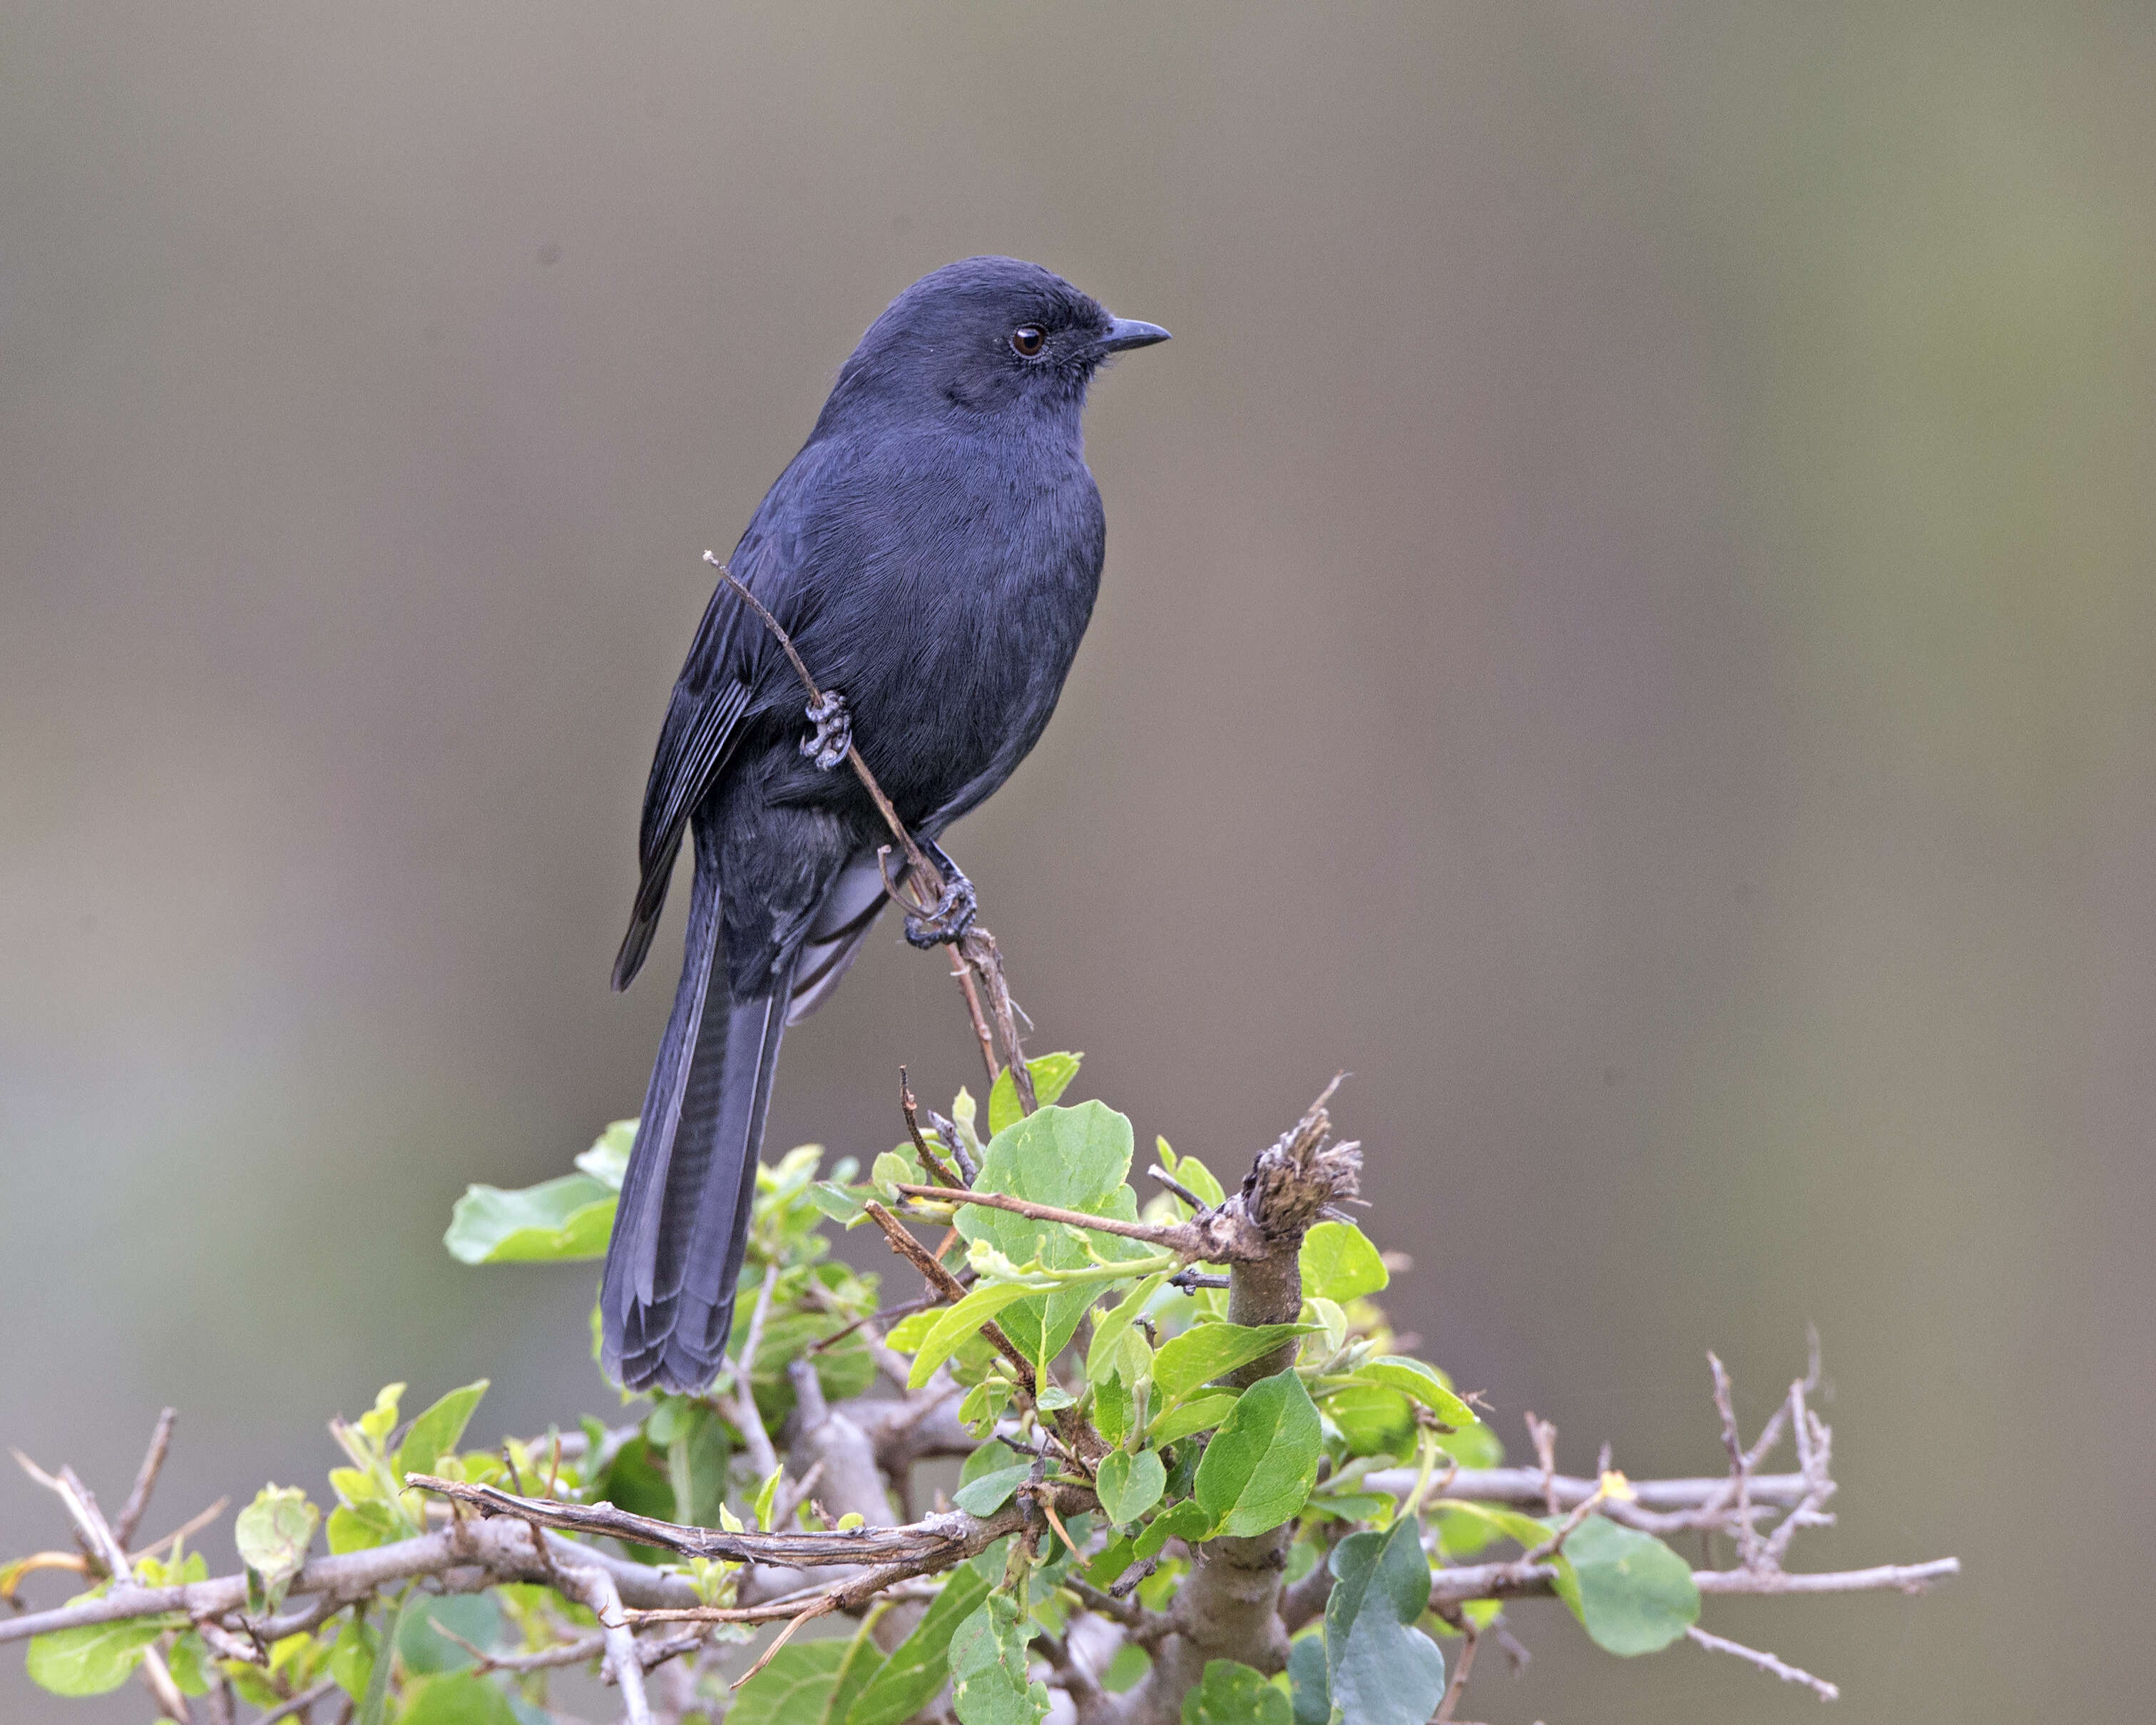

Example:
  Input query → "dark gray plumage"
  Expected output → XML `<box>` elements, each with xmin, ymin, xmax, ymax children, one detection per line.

<box><xmin>601</xmin><ymin>257</ymin><xmax>1169</xmax><ymax>1393</ymax></box>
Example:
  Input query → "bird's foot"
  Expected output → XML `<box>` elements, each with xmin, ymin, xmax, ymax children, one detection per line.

<box><xmin>903</xmin><ymin>845</ymin><xmax>978</xmax><ymax>948</ymax></box>
<box><xmin>801</xmin><ymin>689</ymin><xmax>852</xmax><ymax>770</ymax></box>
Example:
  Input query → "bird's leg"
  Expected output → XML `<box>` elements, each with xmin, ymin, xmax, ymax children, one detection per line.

<box><xmin>902</xmin><ymin>840</ymin><xmax>979</xmax><ymax>948</ymax></box>
<box><xmin>801</xmin><ymin>688</ymin><xmax>852</xmax><ymax>770</ymax></box>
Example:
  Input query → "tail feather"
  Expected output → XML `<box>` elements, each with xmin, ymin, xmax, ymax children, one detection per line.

<box><xmin>601</xmin><ymin>830</ymin><xmax>794</xmax><ymax>1393</ymax></box>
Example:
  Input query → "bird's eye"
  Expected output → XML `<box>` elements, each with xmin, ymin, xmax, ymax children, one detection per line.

<box><xmin>1010</xmin><ymin>325</ymin><xmax>1046</xmax><ymax>357</ymax></box>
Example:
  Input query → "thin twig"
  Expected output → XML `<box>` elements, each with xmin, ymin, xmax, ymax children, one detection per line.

<box><xmin>726</xmin><ymin>1263</ymin><xmax>784</xmax><ymax>1482</ymax></box>
<box><xmin>861</xmin><ymin>1200</ymin><xmax>1037</xmax><ymax>1383</ymax></box>
<box><xmin>255</xmin><ymin>1676</ymin><xmax>339</xmax><ymax>1725</ymax></box>
<box><xmin>136</xmin><ymin>1498</ymin><xmax>231</xmax><ymax>1565</ymax></box>
<box><xmin>555</xmin><ymin>1562</ymin><xmax>653</xmax><ymax>1725</ymax></box>
<box><xmin>896</xmin><ymin>1184</ymin><xmax>1199</xmax><ymax>1251</ymax></box>
<box><xmin>1687</xmin><ymin>1624</ymin><xmax>1840</xmax><ymax>1700</ymax></box>
<box><xmin>730</xmin><ymin>1594</ymin><xmax>839</xmax><ymax>1690</ymax></box>
<box><xmin>114</xmin><ymin>1408</ymin><xmax>177</xmax><ymax>1548</ymax></box>
<box><xmin>901</xmin><ymin>1068</ymin><xmax>966</xmax><ymax>1189</ymax></box>
<box><xmin>1434</xmin><ymin>1619</ymin><xmax>1481</xmax><ymax>1722</ymax></box>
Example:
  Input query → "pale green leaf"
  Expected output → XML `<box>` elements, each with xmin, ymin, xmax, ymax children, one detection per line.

<box><xmin>573</xmin><ymin>1119</ymin><xmax>638</xmax><ymax>1190</ymax></box>
<box><xmin>396</xmin><ymin>1380</ymin><xmax>489</xmax><ymax>1480</ymax></box>
<box><xmin>235</xmin><ymin>1485</ymin><xmax>320</xmax><ymax>1613</ymax></box>
<box><xmin>987</xmin><ymin>1052</ymin><xmax>1083</xmax><ymax>1136</ymax></box>
<box><xmin>1354</xmin><ymin>1358</ymin><xmax>1479</xmax><ymax>1430</ymax></box>
<box><xmin>1298</xmin><ymin>1221</ymin><xmax>1389</xmax><ymax>1302</ymax></box>
<box><xmin>25</xmin><ymin>1603</ymin><xmax>165</xmax><ymax>1696</ymax></box>
<box><xmin>443</xmin><ymin>1176</ymin><xmax>614</xmax><ymax>1264</ymax></box>
<box><xmin>949</xmin><ymin>1592</ymin><xmax>1048</xmax><ymax>1725</ymax></box>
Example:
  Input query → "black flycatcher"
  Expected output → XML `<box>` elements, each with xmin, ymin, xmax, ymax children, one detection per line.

<box><xmin>601</xmin><ymin>258</ymin><xmax>1169</xmax><ymax>1393</ymax></box>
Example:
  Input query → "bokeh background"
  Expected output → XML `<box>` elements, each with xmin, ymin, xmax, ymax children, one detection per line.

<box><xmin>5</xmin><ymin>3</ymin><xmax>2150</xmax><ymax>1719</ymax></box>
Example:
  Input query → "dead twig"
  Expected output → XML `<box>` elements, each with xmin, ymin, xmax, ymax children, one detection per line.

<box><xmin>1687</xmin><ymin>1623</ymin><xmax>1840</xmax><ymax>1701</ymax></box>
<box><xmin>113</xmin><ymin>1408</ymin><xmax>177</xmax><ymax>1548</ymax></box>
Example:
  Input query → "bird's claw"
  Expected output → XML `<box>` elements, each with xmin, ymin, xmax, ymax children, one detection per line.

<box><xmin>801</xmin><ymin>689</ymin><xmax>852</xmax><ymax>770</ymax></box>
<box><xmin>903</xmin><ymin>851</ymin><xmax>978</xmax><ymax>948</ymax></box>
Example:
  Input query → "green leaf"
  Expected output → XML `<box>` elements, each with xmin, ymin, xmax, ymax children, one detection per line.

<box><xmin>327</xmin><ymin>1500</ymin><xmax>394</xmax><ymax>1556</ymax></box>
<box><xmin>1093</xmin><ymin>1373</ymin><xmax>1134</xmax><ymax>1447</ymax></box>
<box><xmin>1324</xmin><ymin>1517</ymin><xmax>1447</xmax><ymax>1725</ymax></box>
<box><xmin>25</xmin><ymin>1601</ymin><xmax>167</xmax><ymax>1696</ymax></box>
<box><xmin>1324</xmin><ymin>1384</ymin><xmax>1416</xmax><ymax>1458</ymax></box>
<box><xmin>1145</xmin><ymin>1391</ymin><xmax>1240</xmax><ymax>1447</ymax></box>
<box><xmin>1182</xmin><ymin>1659</ymin><xmax>1292</xmax><ymax>1725</ymax></box>
<box><xmin>1287</xmin><ymin>1632</ymin><xmax>1329</xmax><ymax>1725</ymax></box>
<box><xmin>732</xmin><ymin>1639</ymin><xmax>879</xmax><ymax>1725</ymax></box>
<box><xmin>1132</xmin><ymin>1499</ymin><xmax>1212</xmax><ymax>1562</ymax></box>
<box><xmin>957</xmin><ymin>1102</ymin><xmax>1153</xmax><ymax>1368</ymax></box>
<box><xmin>573</xmin><ymin>1119</ymin><xmax>638</xmax><ymax>1189</ymax></box>
<box><xmin>396</xmin><ymin>1379</ymin><xmax>490</xmax><ymax>1480</ymax></box>
<box><xmin>882</xmin><ymin>1308</ymin><xmax>939</xmax><ymax>1353</ymax></box>
<box><xmin>987</xmin><ymin>1052</ymin><xmax>1083</xmax><ymax>1136</ymax></box>
<box><xmin>399</xmin><ymin>1670</ymin><xmax>519</xmax><ymax>1725</ymax></box>
<box><xmin>443</xmin><ymin>1175</ymin><xmax>615</xmax><ymax>1264</ymax></box>
<box><xmin>907</xmin><ymin>1281</ymin><xmax>1041</xmax><ymax>1389</ymax></box>
<box><xmin>846</xmin><ymin>1567</ymin><xmax>990</xmax><ymax>1725</ymax></box>
<box><xmin>954</xmin><ymin>1462</ymin><xmax>1033</xmax><ymax>1517</ymax></box>
<box><xmin>1546</xmin><ymin>1515</ymin><xmax>1700</xmax><ymax>1655</ymax></box>
<box><xmin>872</xmin><ymin>1149</ymin><xmax>919</xmax><ymax>1199</ymax></box>
<box><xmin>949</xmin><ymin>1591</ymin><xmax>1049</xmax><ymax>1725</ymax></box>
<box><xmin>1153</xmin><ymin>1323</ymin><xmax>1314</xmax><ymax>1405</ymax></box>
<box><xmin>1084</xmin><ymin>1273</ymin><xmax>1166</xmax><ymax>1383</ymax></box>
<box><xmin>1194</xmin><ymin>1370</ymin><xmax>1323</xmax><ymax>1537</ymax></box>
<box><xmin>1353</xmin><ymin>1358</ymin><xmax>1479</xmax><ymax>1431</ymax></box>
<box><xmin>1298</xmin><ymin>1221</ymin><xmax>1389</xmax><ymax>1302</ymax></box>
<box><xmin>235</xmin><ymin>1485</ymin><xmax>321</xmax><ymax>1613</ymax></box>
<box><xmin>1082</xmin><ymin>1535</ymin><xmax>1138</xmax><ymax>1590</ymax></box>
<box><xmin>811</xmin><ymin>1181</ymin><xmax>867</xmax><ymax>1224</ymax></box>
<box><xmin>1094</xmin><ymin>1449</ymin><xmax>1166</xmax><ymax>1525</ymax></box>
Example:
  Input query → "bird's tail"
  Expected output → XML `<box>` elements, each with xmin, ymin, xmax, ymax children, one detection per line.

<box><xmin>601</xmin><ymin>832</ymin><xmax>792</xmax><ymax>1394</ymax></box>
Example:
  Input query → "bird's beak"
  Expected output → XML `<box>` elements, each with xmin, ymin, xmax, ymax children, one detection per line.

<box><xmin>1100</xmin><ymin>316</ymin><xmax>1172</xmax><ymax>353</ymax></box>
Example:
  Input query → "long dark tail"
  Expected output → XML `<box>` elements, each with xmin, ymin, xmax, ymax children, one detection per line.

<box><xmin>601</xmin><ymin>829</ymin><xmax>792</xmax><ymax>1393</ymax></box>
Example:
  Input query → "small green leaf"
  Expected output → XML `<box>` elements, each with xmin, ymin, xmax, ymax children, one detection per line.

<box><xmin>1324</xmin><ymin>1384</ymin><xmax>1416</xmax><ymax>1457</ymax></box>
<box><xmin>573</xmin><ymin>1119</ymin><xmax>638</xmax><ymax>1190</ymax></box>
<box><xmin>1546</xmin><ymin>1515</ymin><xmax>1700</xmax><ymax>1655</ymax></box>
<box><xmin>846</xmin><ymin>1567</ymin><xmax>990</xmax><ymax>1725</ymax></box>
<box><xmin>1083</xmin><ymin>1534</ymin><xmax>1138</xmax><ymax>1589</ymax></box>
<box><xmin>396</xmin><ymin>1380</ymin><xmax>489</xmax><ymax>1480</ymax></box>
<box><xmin>1094</xmin><ymin>1449</ymin><xmax>1166</xmax><ymax>1525</ymax></box>
<box><xmin>25</xmin><ymin>1603</ymin><xmax>166</xmax><ymax>1696</ymax></box>
<box><xmin>949</xmin><ymin>1590</ymin><xmax>1049</xmax><ymax>1725</ymax></box>
<box><xmin>399</xmin><ymin>1594</ymin><xmax>503</xmax><ymax>1676</ymax></box>
<box><xmin>1093</xmin><ymin>1373</ymin><xmax>1133</xmax><ymax>1447</ymax></box>
<box><xmin>907</xmin><ymin>1281</ymin><xmax>1040</xmax><ymax>1388</ymax></box>
<box><xmin>1324</xmin><ymin>1517</ymin><xmax>1447</xmax><ymax>1725</ymax></box>
<box><xmin>987</xmin><ymin>1052</ymin><xmax>1084</xmax><ymax>1136</ymax></box>
<box><xmin>882</xmin><ymin>1308</ymin><xmax>938</xmax><ymax>1353</ymax></box>
<box><xmin>872</xmin><ymin>1149</ymin><xmax>919</xmax><ymax>1199</ymax></box>
<box><xmin>811</xmin><ymin>1181</ymin><xmax>867</xmax><ymax>1224</ymax></box>
<box><xmin>1182</xmin><ymin>1659</ymin><xmax>1292</xmax><ymax>1725</ymax></box>
<box><xmin>235</xmin><ymin>1485</ymin><xmax>321</xmax><ymax>1613</ymax></box>
<box><xmin>1353</xmin><ymin>1358</ymin><xmax>1478</xmax><ymax>1430</ymax></box>
<box><xmin>1084</xmin><ymin>1273</ymin><xmax>1166</xmax><ymax>1383</ymax></box>
<box><xmin>1298</xmin><ymin>1221</ymin><xmax>1389</xmax><ymax>1301</ymax></box>
<box><xmin>1193</xmin><ymin>1370</ymin><xmax>1323</xmax><ymax>1537</ymax></box>
<box><xmin>954</xmin><ymin>1462</ymin><xmax>1033</xmax><ymax>1517</ymax></box>
<box><xmin>1132</xmin><ymin>1499</ymin><xmax>1212</xmax><ymax>1562</ymax></box>
<box><xmin>1147</xmin><ymin>1390</ymin><xmax>1240</xmax><ymax>1447</ymax></box>
<box><xmin>326</xmin><ymin>1501</ymin><xmax>395</xmax><ymax>1554</ymax></box>
<box><xmin>444</xmin><ymin>1176</ymin><xmax>615</xmax><ymax>1263</ymax></box>
<box><xmin>1152</xmin><ymin>1323</ymin><xmax>1314</xmax><ymax>1405</ymax></box>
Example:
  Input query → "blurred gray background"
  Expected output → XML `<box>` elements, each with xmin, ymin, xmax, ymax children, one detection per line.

<box><xmin>5</xmin><ymin>3</ymin><xmax>2150</xmax><ymax>1719</ymax></box>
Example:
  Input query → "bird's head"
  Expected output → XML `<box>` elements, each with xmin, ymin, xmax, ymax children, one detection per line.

<box><xmin>817</xmin><ymin>256</ymin><xmax>1170</xmax><ymax>429</ymax></box>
